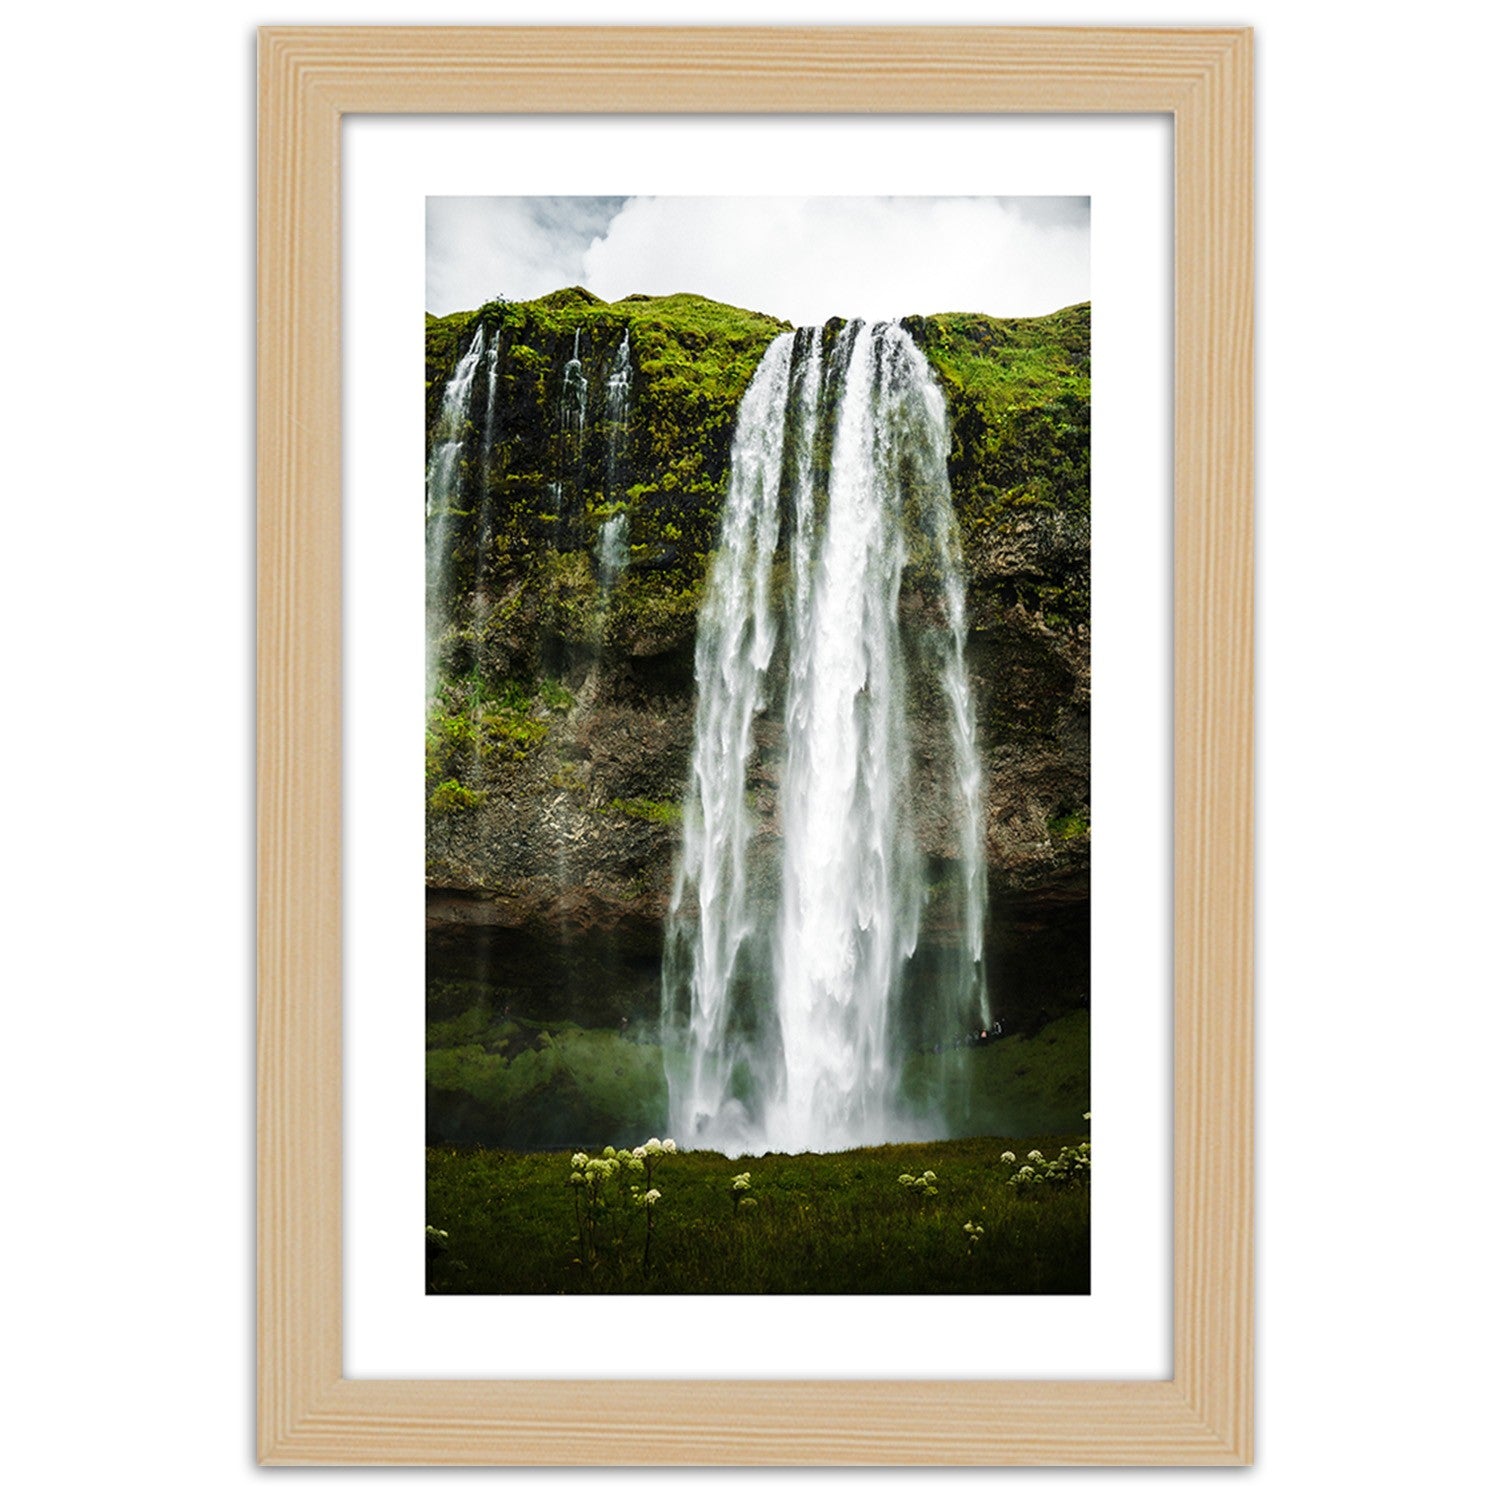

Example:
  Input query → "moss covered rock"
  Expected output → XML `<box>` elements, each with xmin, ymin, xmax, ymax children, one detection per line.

<box><xmin>425</xmin><ymin>290</ymin><xmax>1090</xmax><ymax>928</ymax></box>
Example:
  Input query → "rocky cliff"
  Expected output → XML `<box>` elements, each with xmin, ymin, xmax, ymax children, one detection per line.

<box><xmin>424</xmin><ymin>288</ymin><xmax>1089</xmax><ymax>946</ymax></box>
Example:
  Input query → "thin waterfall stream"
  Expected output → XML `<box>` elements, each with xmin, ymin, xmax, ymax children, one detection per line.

<box><xmin>425</xmin><ymin>324</ymin><xmax>486</xmax><ymax>699</ymax></box>
<box><xmin>597</xmin><ymin>329</ymin><xmax>633</xmax><ymax>592</ymax></box>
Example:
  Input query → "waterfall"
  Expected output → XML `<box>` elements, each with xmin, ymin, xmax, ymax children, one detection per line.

<box><xmin>426</xmin><ymin>325</ymin><xmax>486</xmax><ymax>697</ymax></box>
<box><xmin>596</xmin><ymin>513</ymin><xmax>630</xmax><ymax>590</ymax></box>
<box><xmin>663</xmin><ymin>322</ymin><xmax>989</xmax><ymax>1154</ymax></box>
<box><xmin>605</xmin><ymin>328</ymin><xmax>632</xmax><ymax>502</ymax></box>
<box><xmin>561</xmin><ymin>328</ymin><xmax>588</xmax><ymax>446</ymax></box>
<box><xmin>478</xmin><ymin>333</ymin><xmax>500</xmax><ymax>564</ymax></box>
<box><xmin>597</xmin><ymin>330</ymin><xmax>633</xmax><ymax>590</ymax></box>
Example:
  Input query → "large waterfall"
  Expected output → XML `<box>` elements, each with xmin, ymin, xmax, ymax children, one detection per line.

<box><xmin>662</xmin><ymin>321</ymin><xmax>989</xmax><ymax>1154</ymax></box>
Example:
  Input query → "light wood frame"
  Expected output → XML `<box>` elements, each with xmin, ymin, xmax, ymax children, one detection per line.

<box><xmin>258</xmin><ymin>25</ymin><xmax>1253</xmax><ymax>1466</ymax></box>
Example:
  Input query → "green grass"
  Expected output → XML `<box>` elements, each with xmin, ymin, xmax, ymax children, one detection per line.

<box><xmin>426</xmin><ymin>1133</ymin><xmax>1089</xmax><ymax>1296</ymax></box>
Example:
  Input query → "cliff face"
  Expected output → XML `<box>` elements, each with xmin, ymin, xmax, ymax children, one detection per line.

<box><xmin>424</xmin><ymin>289</ymin><xmax>1089</xmax><ymax>938</ymax></box>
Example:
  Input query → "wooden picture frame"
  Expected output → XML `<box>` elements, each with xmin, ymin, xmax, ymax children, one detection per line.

<box><xmin>258</xmin><ymin>25</ymin><xmax>1253</xmax><ymax>1465</ymax></box>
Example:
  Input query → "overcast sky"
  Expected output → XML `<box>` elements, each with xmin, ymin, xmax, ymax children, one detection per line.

<box><xmin>427</xmin><ymin>196</ymin><xmax>1088</xmax><ymax>326</ymax></box>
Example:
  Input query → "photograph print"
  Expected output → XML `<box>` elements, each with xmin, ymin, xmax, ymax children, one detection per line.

<box><xmin>424</xmin><ymin>196</ymin><xmax>1091</xmax><ymax>1295</ymax></box>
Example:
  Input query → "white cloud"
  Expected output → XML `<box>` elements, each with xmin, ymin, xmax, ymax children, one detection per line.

<box><xmin>584</xmin><ymin>197</ymin><xmax>1087</xmax><ymax>324</ymax></box>
<box><xmin>429</xmin><ymin>196</ymin><xmax>1088</xmax><ymax>324</ymax></box>
<box><xmin>425</xmin><ymin>196</ymin><xmax>625</xmax><ymax>315</ymax></box>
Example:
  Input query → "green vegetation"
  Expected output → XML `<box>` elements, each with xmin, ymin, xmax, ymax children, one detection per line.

<box><xmin>426</xmin><ymin>289</ymin><xmax>788</xmax><ymax>674</ymax></box>
<box><xmin>426</xmin><ymin>1129</ymin><xmax>1089</xmax><ymax>1295</ymax></box>
<box><xmin>426</xmin><ymin>290</ymin><xmax>1091</xmax><ymax>679</ymax></box>
<box><xmin>428</xmin><ymin>779</ymin><xmax>483</xmax><ymax>814</ymax></box>
<box><xmin>908</xmin><ymin>305</ymin><xmax>1090</xmax><ymax>514</ymax></box>
<box><xmin>908</xmin><ymin>304</ymin><xmax>1090</xmax><ymax>632</ymax></box>
<box><xmin>427</xmin><ymin>1018</ymin><xmax>671</xmax><ymax>1148</ymax></box>
<box><xmin>425</xmin><ymin>673</ymin><xmax>572</xmax><ymax>808</ymax></box>
<box><xmin>1047</xmin><ymin>809</ymin><xmax>1091</xmax><ymax>841</ymax></box>
<box><xmin>605</xmin><ymin>796</ymin><xmax>681</xmax><ymax>826</ymax></box>
<box><xmin>428</xmin><ymin>1007</ymin><xmax>1087</xmax><ymax>1156</ymax></box>
<box><xmin>901</xmin><ymin>1009</ymin><xmax>1090</xmax><ymax>1138</ymax></box>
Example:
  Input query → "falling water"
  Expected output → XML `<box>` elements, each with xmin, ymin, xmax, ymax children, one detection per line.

<box><xmin>481</xmin><ymin>333</ymin><xmax>501</xmax><ymax>466</ymax></box>
<box><xmin>596</xmin><ymin>330</ymin><xmax>633</xmax><ymax>591</ymax></box>
<box><xmin>605</xmin><ymin>328</ymin><xmax>632</xmax><ymax>502</ymax></box>
<box><xmin>478</xmin><ymin>333</ymin><xmax>501</xmax><ymax>559</ymax></box>
<box><xmin>595</xmin><ymin>513</ymin><xmax>630</xmax><ymax>590</ymax></box>
<box><xmin>425</xmin><ymin>325</ymin><xmax>486</xmax><ymax>697</ymax></box>
<box><xmin>662</xmin><ymin>322</ymin><xmax>988</xmax><ymax>1153</ymax></box>
<box><xmin>662</xmin><ymin>335</ymin><xmax>794</xmax><ymax>1150</ymax></box>
<box><xmin>561</xmin><ymin>328</ymin><xmax>588</xmax><ymax>445</ymax></box>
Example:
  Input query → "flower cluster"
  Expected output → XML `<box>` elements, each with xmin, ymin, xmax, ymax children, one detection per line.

<box><xmin>566</xmin><ymin>1136</ymin><xmax>680</xmax><ymax>1284</ymax></box>
<box><xmin>1006</xmin><ymin>1125</ymin><xmax>1091</xmax><ymax>1195</ymax></box>
<box><xmin>730</xmin><ymin>1171</ymin><xmax>757</xmax><ymax>1213</ymax></box>
<box><xmin>569</xmin><ymin>1146</ymin><xmax>647</xmax><ymax>1187</ymax></box>
<box><xmin>962</xmin><ymin>1219</ymin><xmax>985</xmax><ymax>1251</ymax></box>
<box><xmin>897</xmin><ymin>1169</ymin><xmax>939</xmax><ymax>1201</ymax></box>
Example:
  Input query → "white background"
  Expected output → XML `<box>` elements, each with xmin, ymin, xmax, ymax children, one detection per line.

<box><xmin>2</xmin><ymin>0</ymin><xmax>1494</xmax><ymax>1494</ymax></box>
<box><xmin>346</xmin><ymin>115</ymin><xmax>1170</xmax><ymax>1380</ymax></box>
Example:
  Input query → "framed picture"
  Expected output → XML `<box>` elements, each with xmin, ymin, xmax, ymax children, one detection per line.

<box><xmin>259</xmin><ymin>25</ymin><xmax>1252</xmax><ymax>1464</ymax></box>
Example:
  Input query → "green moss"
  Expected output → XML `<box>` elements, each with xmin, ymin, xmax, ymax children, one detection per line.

<box><xmin>428</xmin><ymin>291</ymin><xmax>1090</xmax><ymax>662</ymax></box>
<box><xmin>481</xmin><ymin>709</ymin><xmax>548</xmax><ymax>759</ymax></box>
<box><xmin>550</xmin><ymin>763</ymin><xmax>588</xmax><ymax>794</ymax></box>
<box><xmin>425</xmin><ymin>714</ymin><xmax>476</xmax><ymax>783</ymax></box>
<box><xmin>426</xmin><ymin>288</ymin><xmax>790</xmax><ymax>666</ymax></box>
<box><xmin>429</xmin><ymin>779</ymin><xmax>483</xmax><ymax>814</ymax></box>
<box><xmin>606</xmin><ymin>797</ymin><xmax>682</xmax><ymax>826</ymax></box>
<box><xmin>1047</xmin><ymin>809</ymin><xmax>1090</xmax><ymax>841</ymax></box>
<box><xmin>426</xmin><ymin>674</ymin><xmax>558</xmax><ymax>783</ymax></box>
<box><xmin>908</xmin><ymin>305</ymin><xmax>1090</xmax><ymax>634</ymax></box>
